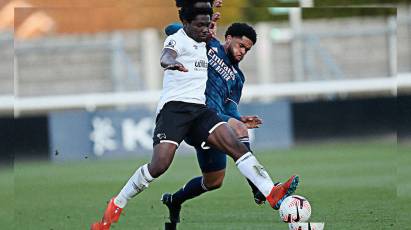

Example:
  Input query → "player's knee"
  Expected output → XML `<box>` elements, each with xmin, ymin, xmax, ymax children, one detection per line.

<box><xmin>204</xmin><ymin>179</ymin><xmax>223</xmax><ymax>190</ymax></box>
<box><xmin>210</xmin><ymin>125</ymin><xmax>248</xmax><ymax>158</ymax></box>
<box><xmin>203</xmin><ymin>174</ymin><xmax>224</xmax><ymax>190</ymax></box>
<box><xmin>151</xmin><ymin>166</ymin><xmax>169</xmax><ymax>178</ymax></box>
<box><xmin>148</xmin><ymin>162</ymin><xmax>170</xmax><ymax>178</ymax></box>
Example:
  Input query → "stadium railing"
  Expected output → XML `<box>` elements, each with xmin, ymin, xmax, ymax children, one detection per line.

<box><xmin>2</xmin><ymin>72</ymin><xmax>409</xmax><ymax>116</ymax></box>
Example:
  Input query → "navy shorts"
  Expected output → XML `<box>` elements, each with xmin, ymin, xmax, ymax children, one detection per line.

<box><xmin>185</xmin><ymin>127</ymin><xmax>227</xmax><ymax>173</ymax></box>
<box><xmin>195</xmin><ymin>146</ymin><xmax>227</xmax><ymax>173</ymax></box>
<box><xmin>153</xmin><ymin>101</ymin><xmax>225</xmax><ymax>147</ymax></box>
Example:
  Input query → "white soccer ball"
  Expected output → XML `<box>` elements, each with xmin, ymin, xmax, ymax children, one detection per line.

<box><xmin>279</xmin><ymin>195</ymin><xmax>311</xmax><ymax>223</ymax></box>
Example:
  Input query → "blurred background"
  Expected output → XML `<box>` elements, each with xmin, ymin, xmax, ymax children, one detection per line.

<box><xmin>0</xmin><ymin>0</ymin><xmax>408</xmax><ymax>164</ymax></box>
<box><xmin>0</xmin><ymin>0</ymin><xmax>410</xmax><ymax>229</ymax></box>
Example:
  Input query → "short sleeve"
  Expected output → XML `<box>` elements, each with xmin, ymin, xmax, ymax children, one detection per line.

<box><xmin>163</xmin><ymin>33</ymin><xmax>183</xmax><ymax>55</ymax></box>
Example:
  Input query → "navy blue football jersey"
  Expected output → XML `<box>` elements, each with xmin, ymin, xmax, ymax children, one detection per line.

<box><xmin>206</xmin><ymin>37</ymin><xmax>245</xmax><ymax>122</ymax></box>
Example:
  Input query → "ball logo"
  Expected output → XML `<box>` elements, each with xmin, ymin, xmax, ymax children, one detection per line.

<box><xmin>291</xmin><ymin>206</ymin><xmax>301</xmax><ymax>222</ymax></box>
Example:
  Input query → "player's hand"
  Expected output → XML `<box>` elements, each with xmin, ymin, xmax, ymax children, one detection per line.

<box><xmin>211</xmin><ymin>12</ymin><xmax>221</xmax><ymax>23</ymax></box>
<box><xmin>165</xmin><ymin>62</ymin><xmax>188</xmax><ymax>72</ymax></box>
<box><xmin>240</xmin><ymin>115</ymin><xmax>263</xmax><ymax>129</ymax></box>
<box><xmin>209</xmin><ymin>12</ymin><xmax>220</xmax><ymax>38</ymax></box>
<box><xmin>213</xmin><ymin>0</ymin><xmax>223</xmax><ymax>8</ymax></box>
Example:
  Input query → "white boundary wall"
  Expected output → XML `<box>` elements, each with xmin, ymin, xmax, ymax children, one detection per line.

<box><xmin>1</xmin><ymin>73</ymin><xmax>410</xmax><ymax>116</ymax></box>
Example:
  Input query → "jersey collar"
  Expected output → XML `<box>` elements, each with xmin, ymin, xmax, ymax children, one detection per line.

<box><xmin>180</xmin><ymin>28</ymin><xmax>206</xmax><ymax>46</ymax></box>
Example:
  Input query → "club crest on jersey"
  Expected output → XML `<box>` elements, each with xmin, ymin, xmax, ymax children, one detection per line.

<box><xmin>165</xmin><ymin>39</ymin><xmax>176</xmax><ymax>48</ymax></box>
<box><xmin>157</xmin><ymin>133</ymin><xmax>167</xmax><ymax>140</ymax></box>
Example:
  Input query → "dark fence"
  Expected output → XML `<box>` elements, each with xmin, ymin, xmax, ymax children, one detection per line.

<box><xmin>292</xmin><ymin>96</ymin><xmax>402</xmax><ymax>141</ymax></box>
<box><xmin>0</xmin><ymin>116</ymin><xmax>49</xmax><ymax>166</ymax></box>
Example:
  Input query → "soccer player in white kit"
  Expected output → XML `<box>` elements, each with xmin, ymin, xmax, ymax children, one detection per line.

<box><xmin>90</xmin><ymin>2</ymin><xmax>298</xmax><ymax>230</ymax></box>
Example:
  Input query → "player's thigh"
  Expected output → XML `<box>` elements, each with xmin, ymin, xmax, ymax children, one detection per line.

<box><xmin>187</xmin><ymin>107</ymin><xmax>226</xmax><ymax>148</ymax></box>
<box><xmin>207</xmin><ymin>123</ymin><xmax>248</xmax><ymax>160</ymax></box>
<box><xmin>196</xmin><ymin>146</ymin><xmax>227</xmax><ymax>174</ymax></box>
<box><xmin>152</xmin><ymin>102</ymin><xmax>195</xmax><ymax>147</ymax></box>
<box><xmin>188</xmin><ymin>107</ymin><xmax>247</xmax><ymax>160</ymax></box>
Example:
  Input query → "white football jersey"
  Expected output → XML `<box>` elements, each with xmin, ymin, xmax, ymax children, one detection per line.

<box><xmin>156</xmin><ymin>28</ymin><xmax>208</xmax><ymax>113</ymax></box>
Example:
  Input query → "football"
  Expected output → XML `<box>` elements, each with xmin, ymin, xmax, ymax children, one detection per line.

<box><xmin>279</xmin><ymin>195</ymin><xmax>311</xmax><ymax>223</ymax></box>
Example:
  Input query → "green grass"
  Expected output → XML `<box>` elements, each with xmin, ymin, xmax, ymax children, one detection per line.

<box><xmin>2</xmin><ymin>138</ymin><xmax>406</xmax><ymax>229</ymax></box>
<box><xmin>0</xmin><ymin>168</ymin><xmax>13</xmax><ymax>228</ymax></box>
<box><xmin>398</xmin><ymin>143</ymin><xmax>411</xmax><ymax>228</ymax></box>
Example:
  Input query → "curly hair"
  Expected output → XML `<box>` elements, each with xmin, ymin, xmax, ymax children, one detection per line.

<box><xmin>225</xmin><ymin>23</ymin><xmax>257</xmax><ymax>44</ymax></box>
<box><xmin>178</xmin><ymin>5</ymin><xmax>213</xmax><ymax>23</ymax></box>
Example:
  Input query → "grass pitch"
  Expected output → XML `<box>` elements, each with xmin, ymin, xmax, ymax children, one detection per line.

<box><xmin>2</xmin><ymin>138</ymin><xmax>406</xmax><ymax>229</ymax></box>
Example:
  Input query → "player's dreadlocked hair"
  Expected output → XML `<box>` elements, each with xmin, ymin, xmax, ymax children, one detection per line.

<box><xmin>178</xmin><ymin>4</ymin><xmax>213</xmax><ymax>23</ymax></box>
<box><xmin>225</xmin><ymin>23</ymin><xmax>257</xmax><ymax>44</ymax></box>
<box><xmin>176</xmin><ymin>0</ymin><xmax>215</xmax><ymax>8</ymax></box>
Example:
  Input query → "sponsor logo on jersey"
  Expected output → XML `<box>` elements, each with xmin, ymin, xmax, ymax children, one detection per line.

<box><xmin>208</xmin><ymin>48</ymin><xmax>235</xmax><ymax>81</ymax></box>
<box><xmin>194</xmin><ymin>59</ymin><xmax>208</xmax><ymax>71</ymax></box>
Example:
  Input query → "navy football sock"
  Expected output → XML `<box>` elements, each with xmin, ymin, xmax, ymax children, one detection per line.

<box><xmin>172</xmin><ymin>176</ymin><xmax>207</xmax><ymax>206</ymax></box>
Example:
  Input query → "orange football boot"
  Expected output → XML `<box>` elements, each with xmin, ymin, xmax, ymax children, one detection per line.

<box><xmin>90</xmin><ymin>197</ymin><xmax>123</xmax><ymax>230</ymax></box>
<box><xmin>266</xmin><ymin>175</ymin><xmax>299</xmax><ymax>209</ymax></box>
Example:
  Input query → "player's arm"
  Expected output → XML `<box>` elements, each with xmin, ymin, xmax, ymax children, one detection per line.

<box><xmin>218</xmin><ymin>110</ymin><xmax>249</xmax><ymax>138</ymax></box>
<box><xmin>209</xmin><ymin>12</ymin><xmax>220</xmax><ymax>38</ymax></box>
<box><xmin>225</xmin><ymin>113</ymin><xmax>262</xmax><ymax>139</ymax></box>
<box><xmin>224</xmin><ymin>98</ymin><xmax>262</xmax><ymax>129</ymax></box>
<box><xmin>160</xmin><ymin>48</ymin><xmax>188</xmax><ymax>72</ymax></box>
<box><xmin>209</xmin><ymin>0</ymin><xmax>222</xmax><ymax>38</ymax></box>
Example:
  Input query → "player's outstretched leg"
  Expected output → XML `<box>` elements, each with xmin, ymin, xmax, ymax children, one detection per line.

<box><xmin>240</xmin><ymin>137</ymin><xmax>267</xmax><ymax>205</ymax></box>
<box><xmin>266</xmin><ymin>175</ymin><xmax>299</xmax><ymax>209</ymax></box>
<box><xmin>234</xmin><ymin>151</ymin><xmax>299</xmax><ymax>209</ymax></box>
<box><xmin>207</xmin><ymin>124</ymin><xmax>300</xmax><ymax>210</ymax></box>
